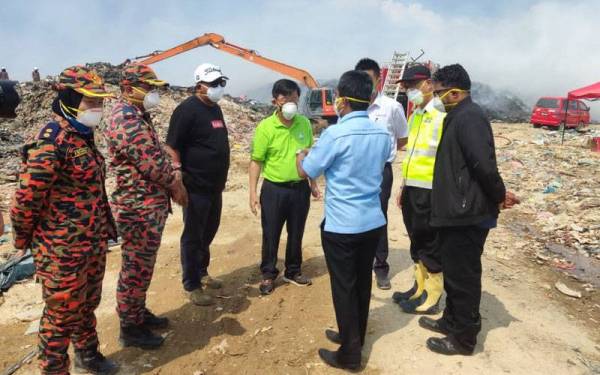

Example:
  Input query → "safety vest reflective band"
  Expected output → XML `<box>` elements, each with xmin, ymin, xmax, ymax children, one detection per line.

<box><xmin>401</xmin><ymin>105</ymin><xmax>446</xmax><ymax>189</ymax></box>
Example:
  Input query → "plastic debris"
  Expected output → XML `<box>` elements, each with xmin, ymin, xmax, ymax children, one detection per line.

<box><xmin>554</xmin><ymin>281</ymin><xmax>582</xmax><ymax>298</ymax></box>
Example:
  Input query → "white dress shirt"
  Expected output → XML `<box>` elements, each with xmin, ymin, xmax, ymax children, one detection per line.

<box><xmin>367</xmin><ymin>93</ymin><xmax>408</xmax><ymax>163</ymax></box>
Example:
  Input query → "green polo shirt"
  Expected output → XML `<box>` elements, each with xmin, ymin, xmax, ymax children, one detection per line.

<box><xmin>251</xmin><ymin>112</ymin><xmax>313</xmax><ymax>183</ymax></box>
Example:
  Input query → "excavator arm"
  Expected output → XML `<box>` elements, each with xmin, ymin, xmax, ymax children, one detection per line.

<box><xmin>136</xmin><ymin>33</ymin><xmax>320</xmax><ymax>89</ymax></box>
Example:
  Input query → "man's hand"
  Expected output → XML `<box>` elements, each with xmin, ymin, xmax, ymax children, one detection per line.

<box><xmin>170</xmin><ymin>174</ymin><xmax>188</xmax><ymax>207</ymax></box>
<box><xmin>500</xmin><ymin>191</ymin><xmax>520</xmax><ymax>210</ymax></box>
<box><xmin>310</xmin><ymin>179</ymin><xmax>321</xmax><ymax>199</ymax></box>
<box><xmin>296</xmin><ymin>149</ymin><xmax>309</xmax><ymax>179</ymax></box>
<box><xmin>249</xmin><ymin>190</ymin><xmax>260</xmax><ymax>216</ymax></box>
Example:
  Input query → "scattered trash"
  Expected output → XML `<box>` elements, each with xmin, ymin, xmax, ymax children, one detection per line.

<box><xmin>543</xmin><ymin>180</ymin><xmax>562</xmax><ymax>194</ymax></box>
<box><xmin>0</xmin><ymin>250</ymin><xmax>35</xmax><ymax>292</ymax></box>
<box><xmin>591</xmin><ymin>137</ymin><xmax>600</xmax><ymax>152</ymax></box>
<box><xmin>24</xmin><ymin>319</ymin><xmax>39</xmax><ymax>336</ymax></box>
<box><xmin>536</xmin><ymin>253</ymin><xmax>550</xmax><ymax>262</ymax></box>
<box><xmin>209</xmin><ymin>338</ymin><xmax>229</xmax><ymax>355</ymax></box>
<box><xmin>15</xmin><ymin>306</ymin><xmax>43</xmax><ymax>322</ymax></box>
<box><xmin>1</xmin><ymin>348</ymin><xmax>38</xmax><ymax>375</ymax></box>
<box><xmin>555</xmin><ymin>281</ymin><xmax>582</xmax><ymax>299</ymax></box>
<box><xmin>253</xmin><ymin>326</ymin><xmax>273</xmax><ymax>337</ymax></box>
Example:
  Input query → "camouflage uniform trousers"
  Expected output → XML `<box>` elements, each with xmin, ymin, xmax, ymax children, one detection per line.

<box><xmin>116</xmin><ymin>209</ymin><xmax>168</xmax><ymax>326</ymax></box>
<box><xmin>34</xmin><ymin>241</ymin><xmax>108</xmax><ymax>375</ymax></box>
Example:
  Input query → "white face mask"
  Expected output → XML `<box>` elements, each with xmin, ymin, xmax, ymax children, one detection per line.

<box><xmin>206</xmin><ymin>86</ymin><xmax>225</xmax><ymax>102</ymax></box>
<box><xmin>407</xmin><ymin>89</ymin><xmax>424</xmax><ymax>106</ymax></box>
<box><xmin>281</xmin><ymin>102</ymin><xmax>298</xmax><ymax>120</ymax></box>
<box><xmin>143</xmin><ymin>90</ymin><xmax>160</xmax><ymax>110</ymax></box>
<box><xmin>76</xmin><ymin>108</ymin><xmax>103</xmax><ymax>128</ymax></box>
<box><xmin>431</xmin><ymin>96</ymin><xmax>446</xmax><ymax>113</ymax></box>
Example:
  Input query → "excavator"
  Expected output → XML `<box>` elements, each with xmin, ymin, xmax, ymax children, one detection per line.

<box><xmin>131</xmin><ymin>33</ymin><xmax>336</xmax><ymax>124</ymax></box>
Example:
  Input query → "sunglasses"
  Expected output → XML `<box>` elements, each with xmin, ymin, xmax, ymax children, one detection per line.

<box><xmin>206</xmin><ymin>79</ymin><xmax>227</xmax><ymax>88</ymax></box>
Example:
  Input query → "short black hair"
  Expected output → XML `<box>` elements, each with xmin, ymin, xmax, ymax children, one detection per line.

<box><xmin>272</xmin><ymin>79</ymin><xmax>301</xmax><ymax>98</ymax></box>
<box><xmin>355</xmin><ymin>58</ymin><xmax>380</xmax><ymax>78</ymax></box>
<box><xmin>337</xmin><ymin>70</ymin><xmax>373</xmax><ymax>111</ymax></box>
<box><xmin>432</xmin><ymin>64</ymin><xmax>471</xmax><ymax>91</ymax></box>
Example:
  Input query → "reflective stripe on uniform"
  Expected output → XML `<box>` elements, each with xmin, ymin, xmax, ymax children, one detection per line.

<box><xmin>404</xmin><ymin>178</ymin><xmax>433</xmax><ymax>189</ymax></box>
<box><xmin>413</xmin><ymin>148</ymin><xmax>437</xmax><ymax>158</ymax></box>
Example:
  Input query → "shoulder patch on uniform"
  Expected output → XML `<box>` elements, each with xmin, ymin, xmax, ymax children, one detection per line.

<box><xmin>37</xmin><ymin>122</ymin><xmax>61</xmax><ymax>141</ymax></box>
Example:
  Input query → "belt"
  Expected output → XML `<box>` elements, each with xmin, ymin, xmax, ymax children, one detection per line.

<box><xmin>265</xmin><ymin>179</ymin><xmax>308</xmax><ymax>189</ymax></box>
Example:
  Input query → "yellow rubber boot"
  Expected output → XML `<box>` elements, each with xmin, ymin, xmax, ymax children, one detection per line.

<box><xmin>393</xmin><ymin>261</ymin><xmax>426</xmax><ymax>303</ymax></box>
<box><xmin>410</xmin><ymin>261</ymin><xmax>427</xmax><ymax>300</ymax></box>
<box><xmin>415</xmin><ymin>271</ymin><xmax>444</xmax><ymax>314</ymax></box>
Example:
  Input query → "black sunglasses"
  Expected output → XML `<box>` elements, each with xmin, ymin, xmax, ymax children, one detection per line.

<box><xmin>206</xmin><ymin>79</ymin><xmax>227</xmax><ymax>88</ymax></box>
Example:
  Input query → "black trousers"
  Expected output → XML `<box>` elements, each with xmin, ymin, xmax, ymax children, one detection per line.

<box><xmin>373</xmin><ymin>163</ymin><xmax>393</xmax><ymax>278</ymax></box>
<box><xmin>401</xmin><ymin>186</ymin><xmax>441</xmax><ymax>273</ymax></box>
<box><xmin>321</xmin><ymin>224</ymin><xmax>383</xmax><ymax>364</ymax></box>
<box><xmin>260</xmin><ymin>180</ymin><xmax>310</xmax><ymax>280</ymax></box>
<box><xmin>180</xmin><ymin>192</ymin><xmax>222</xmax><ymax>292</ymax></box>
<box><xmin>438</xmin><ymin>225</ymin><xmax>489</xmax><ymax>352</ymax></box>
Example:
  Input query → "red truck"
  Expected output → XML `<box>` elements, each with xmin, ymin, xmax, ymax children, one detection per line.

<box><xmin>530</xmin><ymin>97</ymin><xmax>590</xmax><ymax>129</ymax></box>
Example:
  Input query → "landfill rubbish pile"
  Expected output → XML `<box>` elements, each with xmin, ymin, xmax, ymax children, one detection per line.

<box><xmin>468</xmin><ymin>82</ymin><xmax>530</xmax><ymax>123</ymax></box>
<box><xmin>85</xmin><ymin>61</ymin><xmax>127</xmax><ymax>85</ymax></box>
<box><xmin>493</xmin><ymin>124</ymin><xmax>600</xmax><ymax>286</ymax></box>
<box><xmin>0</xmin><ymin>63</ymin><xmax>273</xmax><ymax>188</ymax></box>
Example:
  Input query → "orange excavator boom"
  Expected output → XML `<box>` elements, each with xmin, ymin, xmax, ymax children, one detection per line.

<box><xmin>136</xmin><ymin>33</ymin><xmax>320</xmax><ymax>89</ymax></box>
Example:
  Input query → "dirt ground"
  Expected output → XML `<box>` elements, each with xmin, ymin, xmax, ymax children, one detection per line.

<box><xmin>1</xmin><ymin>124</ymin><xmax>599</xmax><ymax>374</ymax></box>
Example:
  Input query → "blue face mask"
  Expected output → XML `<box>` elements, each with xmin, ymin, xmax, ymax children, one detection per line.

<box><xmin>65</xmin><ymin>116</ymin><xmax>93</xmax><ymax>136</ymax></box>
<box><xmin>60</xmin><ymin>102</ymin><xmax>93</xmax><ymax>136</ymax></box>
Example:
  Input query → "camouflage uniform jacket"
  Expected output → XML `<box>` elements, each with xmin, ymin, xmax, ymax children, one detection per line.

<box><xmin>105</xmin><ymin>100</ymin><xmax>176</xmax><ymax>222</ymax></box>
<box><xmin>11</xmin><ymin>117</ymin><xmax>117</xmax><ymax>251</ymax></box>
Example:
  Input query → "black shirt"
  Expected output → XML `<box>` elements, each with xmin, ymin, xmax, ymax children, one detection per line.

<box><xmin>167</xmin><ymin>96</ymin><xmax>230</xmax><ymax>194</ymax></box>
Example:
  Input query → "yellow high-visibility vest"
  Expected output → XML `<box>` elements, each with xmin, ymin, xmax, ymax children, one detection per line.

<box><xmin>401</xmin><ymin>103</ymin><xmax>446</xmax><ymax>189</ymax></box>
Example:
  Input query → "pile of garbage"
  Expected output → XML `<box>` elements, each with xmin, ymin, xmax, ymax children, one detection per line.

<box><xmin>470</xmin><ymin>82</ymin><xmax>530</xmax><ymax>123</ymax></box>
<box><xmin>85</xmin><ymin>61</ymin><xmax>126</xmax><ymax>85</ymax></box>
<box><xmin>0</xmin><ymin>63</ymin><xmax>273</xmax><ymax>185</ymax></box>
<box><xmin>495</xmin><ymin>125</ymin><xmax>600</xmax><ymax>268</ymax></box>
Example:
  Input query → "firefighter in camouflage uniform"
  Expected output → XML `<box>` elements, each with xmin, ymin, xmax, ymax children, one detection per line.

<box><xmin>105</xmin><ymin>64</ymin><xmax>187</xmax><ymax>349</ymax></box>
<box><xmin>10</xmin><ymin>66</ymin><xmax>119</xmax><ymax>375</ymax></box>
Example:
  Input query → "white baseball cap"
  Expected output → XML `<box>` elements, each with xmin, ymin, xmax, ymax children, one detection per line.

<box><xmin>194</xmin><ymin>63</ymin><xmax>229</xmax><ymax>83</ymax></box>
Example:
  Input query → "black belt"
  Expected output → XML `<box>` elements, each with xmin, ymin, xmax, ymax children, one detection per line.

<box><xmin>265</xmin><ymin>179</ymin><xmax>308</xmax><ymax>189</ymax></box>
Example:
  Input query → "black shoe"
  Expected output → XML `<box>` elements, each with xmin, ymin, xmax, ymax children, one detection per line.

<box><xmin>143</xmin><ymin>308</ymin><xmax>169</xmax><ymax>329</ymax></box>
<box><xmin>73</xmin><ymin>349</ymin><xmax>119</xmax><ymax>375</ymax></box>
<box><xmin>259</xmin><ymin>279</ymin><xmax>275</xmax><ymax>295</ymax></box>
<box><xmin>376</xmin><ymin>274</ymin><xmax>391</xmax><ymax>290</ymax></box>
<box><xmin>318</xmin><ymin>348</ymin><xmax>360</xmax><ymax>370</ymax></box>
<box><xmin>392</xmin><ymin>282</ymin><xmax>417</xmax><ymax>303</ymax></box>
<box><xmin>325</xmin><ymin>329</ymin><xmax>341</xmax><ymax>345</ymax></box>
<box><xmin>119</xmin><ymin>324</ymin><xmax>164</xmax><ymax>349</ymax></box>
<box><xmin>418</xmin><ymin>316</ymin><xmax>449</xmax><ymax>335</ymax></box>
<box><xmin>426</xmin><ymin>336</ymin><xmax>473</xmax><ymax>356</ymax></box>
<box><xmin>282</xmin><ymin>274</ymin><xmax>312</xmax><ymax>286</ymax></box>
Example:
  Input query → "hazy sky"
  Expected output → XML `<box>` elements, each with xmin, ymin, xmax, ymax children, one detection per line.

<box><xmin>2</xmin><ymin>0</ymin><xmax>598</xmax><ymax>110</ymax></box>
